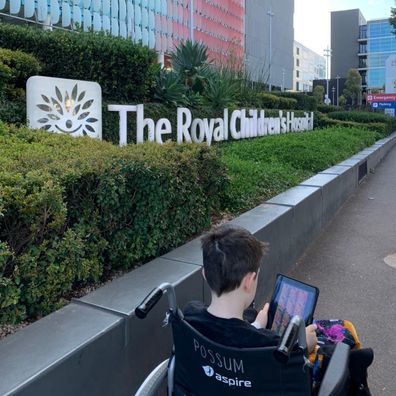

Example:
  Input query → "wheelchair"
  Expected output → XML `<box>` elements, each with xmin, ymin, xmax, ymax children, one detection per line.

<box><xmin>134</xmin><ymin>283</ymin><xmax>351</xmax><ymax>396</ymax></box>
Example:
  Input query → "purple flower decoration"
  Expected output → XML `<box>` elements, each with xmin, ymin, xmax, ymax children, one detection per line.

<box><xmin>324</xmin><ymin>324</ymin><xmax>345</xmax><ymax>343</ymax></box>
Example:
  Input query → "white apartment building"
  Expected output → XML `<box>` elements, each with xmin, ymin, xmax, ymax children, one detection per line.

<box><xmin>294</xmin><ymin>41</ymin><xmax>326</xmax><ymax>92</ymax></box>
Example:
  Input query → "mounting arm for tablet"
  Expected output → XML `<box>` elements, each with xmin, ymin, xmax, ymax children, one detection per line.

<box><xmin>274</xmin><ymin>316</ymin><xmax>308</xmax><ymax>363</ymax></box>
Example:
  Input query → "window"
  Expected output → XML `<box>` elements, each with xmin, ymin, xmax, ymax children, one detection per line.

<box><xmin>296</xmin><ymin>47</ymin><xmax>300</xmax><ymax>55</ymax></box>
<box><xmin>296</xmin><ymin>59</ymin><xmax>300</xmax><ymax>67</ymax></box>
<box><xmin>296</xmin><ymin>70</ymin><xmax>300</xmax><ymax>78</ymax></box>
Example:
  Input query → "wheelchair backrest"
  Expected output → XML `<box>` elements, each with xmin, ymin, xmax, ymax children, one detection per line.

<box><xmin>171</xmin><ymin>314</ymin><xmax>312</xmax><ymax>396</ymax></box>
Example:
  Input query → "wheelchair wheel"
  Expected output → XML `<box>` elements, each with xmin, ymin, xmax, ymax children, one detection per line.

<box><xmin>135</xmin><ymin>359</ymin><xmax>169</xmax><ymax>396</ymax></box>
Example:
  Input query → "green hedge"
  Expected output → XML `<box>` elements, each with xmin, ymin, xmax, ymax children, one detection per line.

<box><xmin>321</xmin><ymin>111</ymin><xmax>396</xmax><ymax>135</ymax></box>
<box><xmin>0</xmin><ymin>47</ymin><xmax>41</xmax><ymax>88</ymax></box>
<box><xmin>327</xmin><ymin>111</ymin><xmax>391</xmax><ymax>123</ymax></box>
<box><xmin>220</xmin><ymin>127</ymin><xmax>380</xmax><ymax>213</ymax></box>
<box><xmin>0</xmin><ymin>23</ymin><xmax>157</xmax><ymax>101</ymax></box>
<box><xmin>273</xmin><ymin>92</ymin><xmax>317</xmax><ymax>111</ymax></box>
<box><xmin>0</xmin><ymin>122</ymin><xmax>227</xmax><ymax>323</ymax></box>
<box><xmin>255</xmin><ymin>93</ymin><xmax>297</xmax><ymax>110</ymax></box>
<box><xmin>317</xmin><ymin>104</ymin><xmax>343</xmax><ymax>113</ymax></box>
<box><xmin>0</xmin><ymin>48</ymin><xmax>41</xmax><ymax>125</ymax></box>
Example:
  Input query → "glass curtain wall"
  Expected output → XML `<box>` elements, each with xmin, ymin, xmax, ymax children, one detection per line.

<box><xmin>367</xmin><ymin>19</ymin><xmax>396</xmax><ymax>89</ymax></box>
<box><xmin>1</xmin><ymin>0</ymin><xmax>244</xmax><ymax>66</ymax></box>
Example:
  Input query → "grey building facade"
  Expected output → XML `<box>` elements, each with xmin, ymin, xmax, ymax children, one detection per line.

<box><xmin>331</xmin><ymin>9</ymin><xmax>366</xmax><ymax>79</ymax></box>
<box><xmin>245</xmin><ymin>0</ymin><xmax>294</xmax><ymax>90</ymax></box>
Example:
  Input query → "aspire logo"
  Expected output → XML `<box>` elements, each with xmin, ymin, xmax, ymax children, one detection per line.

<box><xmin>27</xmin><ymin>76</ymin><xmax>102</xmax><ymax>140</ymax></box>
<box><xmin>201</xmin><ymin>365</ymin><xmax>252</xmax><ymax>388</ymax></box>
<box><xmin>202</xmin><ymin>365</ymin><xmax>214</xmax><ymax>377</ymax></box>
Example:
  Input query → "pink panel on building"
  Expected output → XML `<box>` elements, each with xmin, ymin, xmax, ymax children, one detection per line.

<box><xmin>156</xmin><ymin>0</ymin><xmax>244</xmax><ymax>69</ymax></box>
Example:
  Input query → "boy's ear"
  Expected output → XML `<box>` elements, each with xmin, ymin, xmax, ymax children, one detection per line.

<box><xmin>242</xmin><ymin>272</ymin><xmax>257</xmax><ymax>292</ymax></box>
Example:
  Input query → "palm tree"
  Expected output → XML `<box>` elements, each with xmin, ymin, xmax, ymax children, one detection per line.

<box><xmin>170</xmin><ymin>40</ymin><xmax>212</xmax><ymax>93</ymax></box>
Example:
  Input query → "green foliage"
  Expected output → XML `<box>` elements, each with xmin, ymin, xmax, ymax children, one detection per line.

<box><xmin>153</xmin><ymin>70</ymin><xmax>187</xmax><ymax>107</ymax></box>
<box><xmin>170</xmin><ymin>40</ymin><xmax>211</xmax><ymax>93</ymax></box>
<box><xmin>0</xmin><ymin>61</ymin><xmax>11</xmax><ymax>90</ymax></box>
<box><xmin>338</xmin><ymin>95</ymin><xmax>347</xmax><ymax>106</ymax></box>
<box><xmin>0</xmin><ymin>124</ymin><xmax>227</xmax><ymax>323</ymax></box>
<box><xmin>343</xmin><ymin>69</ymin><xmax>362</xmax><ymax>106</ymax></box>
<box><xmin>317</xmin><ymin>104</ymin><xmax>343</xmax><ymax>113</ymax></box>
<box><xmin>255</xmin><ymin>93</ymin><xmax>297</xmax><ymax>110</ymax></box>
<box><xmin>327</xmin><ymin>110</ymin><xmax>390</xmax><ymax>123</ymax></box>
<box><xmin>219</xmin><ymin>127</ymin><xmax>380</xmax><ymax>213</ymax></box>
<box><xmin>273</xmin><ymin>92</ymin><xmax>317</xmax><ymax>111</ymax></box>
<box><xmin>0</xmin><ymin>48</ymin><xmax>41</xmax><ymax>88</ymax></box>
<box><xmin>0</xmin><ymin>23</ymin><xmax>157</xmax><ymax>101</ymax></box>
<box><xmin>203</xmin><ymin>72</ymin><xmax>238</xmax><ymax>110</ymax></box>
<box><xmin>0</xmin><ymin>47</ymin><xmax>40</xmax><ymax>125</ymax></box>
<box><xmin>313</xmin><ymin>85</ymin><xmax>324</xmax><ymax>104</ymax></box>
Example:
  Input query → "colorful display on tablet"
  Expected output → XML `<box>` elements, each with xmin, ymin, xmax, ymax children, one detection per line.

<box><xmin>267</xmin><ymin>275</ymin><xmax>319</xmax><ymax>335</ymax></box>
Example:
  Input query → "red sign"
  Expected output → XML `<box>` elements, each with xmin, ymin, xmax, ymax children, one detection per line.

<box><xmin>366</xmin><ymin>93</ymin><xmax>396</xmax><ymax>102</ymax></box>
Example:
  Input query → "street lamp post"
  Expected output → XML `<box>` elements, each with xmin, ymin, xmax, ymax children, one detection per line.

<box><xmin>189</xmin><ymin>0</ymin><xmax>194</xmax><ymax>42</ymax></box>
<box><xmin>336</xmin><ymin>75</ymin><xmax>340</xmax><ymax>106</ymax></box>
<box><xmin>323</xmin><ymin>46</ymin><xmax>332</xmax><ymax>105</ymax></box>
<box><xmin>282</xmin><ymin>68</ymin><xmax>285</xmax><ymax>92</ymax></box>
<box><xmin>267</xmin><ymin>8</ymin><xmax>274</xmax><ymax>92</ymax></box>
<box><xmin>332</xmin><ymin>86</ymin><xmax>335</xmax><ymax>105</ymax></box>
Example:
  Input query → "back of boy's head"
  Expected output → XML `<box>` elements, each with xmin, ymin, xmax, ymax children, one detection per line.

<box><xmin>201</xmin><ymin>224</ymin><xmax>268</xmax><ymax>296</ymax></box>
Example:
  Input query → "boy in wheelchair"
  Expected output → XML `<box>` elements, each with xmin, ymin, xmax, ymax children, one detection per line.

<box><xmin>183</xmin><ymin>224</ymin><xmax>373</xmax><ymax>395</ymax></box>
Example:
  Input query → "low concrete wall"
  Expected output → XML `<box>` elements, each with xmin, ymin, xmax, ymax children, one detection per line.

<box><xmin>1</xmin><ymin>133</ymin><xmax>395</xmax><ymax>396</ymax></box>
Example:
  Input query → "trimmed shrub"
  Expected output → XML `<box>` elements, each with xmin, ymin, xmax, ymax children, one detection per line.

<box><xmin>220</xmin><ymin>127</ymin><xmax>380</xmax><ymax>213</ymax></box>
<box><xmin>317</xmin><ymin>104</ymin><xmax>343</xmax><ymax>113</ymax></box>
<box><xmin>255</xmin><ymin>93</ymin><xmax>298</xmax><ymax>110</ymax></box>
<box><xmin>0</xmin><ymin>48</ymin><xmax>41</xmax><ymax>125</ymax></box>
<box><xmin>327</xmin><ymin>111</ymin><xmax>391</xmax><ymax>123</ymax></box>
<box><xmin>273</xmin><ymin>92</ymin><xmax>317</xmax><ymax>111</ymax></box>
<box><xmin>0</xmin><ymin>123</ymin><xmax>227</xmax><ymax>322</ymax></box>
<box><xmin>0</xmin><ymin>48</ymin><xmax>41</xmax><ymax>88</ymax></box>
<box><xmin>0</xmin><ymin>23</ymin><xmax>157</xmax><ymax>101</ymax></box>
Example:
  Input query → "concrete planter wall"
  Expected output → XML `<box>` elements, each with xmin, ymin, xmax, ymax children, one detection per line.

<box><xmin>1</xmin><ymin>134</ymin><xmax>395</xmax><ymax>396</ymax></box>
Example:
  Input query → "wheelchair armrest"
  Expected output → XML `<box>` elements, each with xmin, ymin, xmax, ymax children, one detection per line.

<box><xmin>135</xmin><ymin>359</ymin><xmax>169</xmax><ymax>396</ymax></box>
<box><xmin>318</xmin><ymin>342</ymin><xmax>350</xmax><ymax>396</ymax></box>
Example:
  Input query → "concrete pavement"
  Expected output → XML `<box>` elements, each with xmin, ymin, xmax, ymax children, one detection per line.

<box><xmin>289</xmin><ymin>145</ymin><xmax>396</xmax><ymax>394</ymax></box>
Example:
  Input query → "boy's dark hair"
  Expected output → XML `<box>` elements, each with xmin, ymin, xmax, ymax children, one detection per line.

<box><xmin>201</xmin><ymin>224</ymin><xmax>268</xmax><ymax>296</ymax></box>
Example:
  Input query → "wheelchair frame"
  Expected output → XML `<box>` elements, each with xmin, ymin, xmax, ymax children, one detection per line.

<box><xmin>135</xmin><ymin>283</ymin><xmax>350</xmax><ymax>396</ymax></box>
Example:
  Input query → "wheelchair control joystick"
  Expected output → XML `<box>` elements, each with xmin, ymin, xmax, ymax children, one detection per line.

<box><xmin>274</xmin><ymin>315</ymin><xmax>303</xmax><ymax>364</ymax></box>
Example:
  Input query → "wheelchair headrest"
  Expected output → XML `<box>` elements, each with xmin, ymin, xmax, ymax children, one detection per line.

<box><xmin>170</xmin><ymin>314</ymin><xmax>312</xmax><ymax>396</ymax></box>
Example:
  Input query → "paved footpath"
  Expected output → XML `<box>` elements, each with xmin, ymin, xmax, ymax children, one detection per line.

<box><xmin>289</xmin><ymin>145</ymin><xmax>396</xmax><ymax>395</ymax></box>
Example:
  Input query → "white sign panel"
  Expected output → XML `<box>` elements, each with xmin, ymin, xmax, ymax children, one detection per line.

<box><xmin>108</xmin><ymin>105</ymin><xmax>314</xmax><ymax>146</ymax></box>
<box><xmin>26</xmin><ymin>77</ymin><xmax>314</xmax><ymax>147</ymax></box>
<box><xmin>385</xmin><ymin>55</ymin><xmax>396</xmax><ymax>94</ymax></box>
<box><xmin>27</xmin><ymin>76</ymin><xmax>102</xmax><ymax>139</ymax></box>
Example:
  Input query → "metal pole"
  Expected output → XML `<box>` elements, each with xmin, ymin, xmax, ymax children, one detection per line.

<box><xmin>267</xmin><ymin>8</ymin><xmax>274</xmax><ymax>92</ymax></box>
<box><xmin>282</xmin><ymin>68</ymin><xmax>285</xmax><ymax>92</ymax></box>
<box><xmin>323</xmin><ymin>46</ymin><xmax>332</xmax><ymax>104</ymax></box>
<box><xmin>332</xmin><ymin>87</ymin><xmax>335</xmax><ymax>104</ymax></box>
<box><xmin>336</xmin><ymin>75</ymin><xmax>340</xmax><ymax>106</ymax></box>
<box><xmin>189</xmin><ymin>0</ymin><xmax>194</xmax><ymax>42</ymax></box>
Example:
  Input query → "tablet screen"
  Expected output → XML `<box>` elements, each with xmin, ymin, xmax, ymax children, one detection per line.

<box><xmin>267</xmin><ymin>275</ymin><xmax>319</xmax><ymax>335</ymax></box>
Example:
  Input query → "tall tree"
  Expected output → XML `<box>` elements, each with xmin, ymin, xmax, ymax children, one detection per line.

<box><xmin>343</xmin><ymin>69</ymin><xmax>362</xmax><ymax>106</ymax></box>
<box><xmin>313</xmin><ymin>85</ymin><xmax>324</xmax><ymax>104</ymax></box>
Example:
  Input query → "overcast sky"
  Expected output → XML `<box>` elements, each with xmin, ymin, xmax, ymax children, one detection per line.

<box><xmin>294</xmin><ymin>0</ymin><xmax>394</xmax><ymax>55</ymax></box>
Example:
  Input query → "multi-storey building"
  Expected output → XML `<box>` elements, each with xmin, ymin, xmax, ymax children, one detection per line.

<box><xmin>364</xmin><ymin>18</ymin><xmax>396</xmax><ymax>91</ymax></box>
<box><xmin>293</xmin><ymin>41</ymin><xmax>326</xmax><ymax>92</ymax></box>
<box><xmin>244</xmin><ymin>0</ymin><xmax>294</xmax><ymax>90</ymax></box>
<box><xmin>331</xmin><ymin>9</ymin><xmax>396</xmax><ymax>93</ymax></box>
<box><xmin>0</xmin><ymin>0</ymin><xmax>245</xmax><ymax>67</ymax></box>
